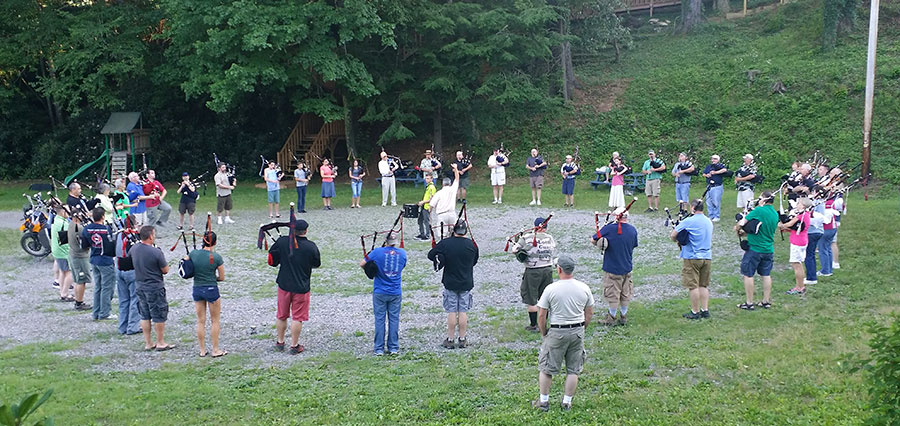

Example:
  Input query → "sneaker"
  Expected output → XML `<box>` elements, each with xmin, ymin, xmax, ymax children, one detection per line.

<box><xmin>382</xmin><ymin>203</ymin><xmax>387</xmax><ymax>207</ymax></box>
<box><xmin>299</xmin><ymin>210</ymin><xmax>307</xmax><ymax>213</ymax></box>
<box><xmin>529</xmin><ymin>200</ymin><xmax>536</xmax><ymax>206</ymax></box>
<box><xmin>818</xmin><ymin>272</ymin><xmax>833</xmax><ymax>277</ymax></box>
<box><xmin>457</xmin><ymin>338</ymin><xmax>467</xmax><ymax>349</ymax></box>
<box><xmin>97</xmin><ymin>314</ymin><xmax>117</xmax><ymax>321</ymax></box>
<box><xmin>531</xmin><ymin>400</ymin><xmax>549</xmax><ymax>412</ymax></box>
<box><xmin>497</xmin><ymin>200</ymin><xmax>502</xmax><ymax>204</ymax></box>
<box><xmin>700</xmin><ymin>310</ymin><xmax>711</xmax><ymax>318</ymax></box>
<box><xmin>560</xmin><ymin>402</ymin><xmax>572</xmax><ymax>411</ymax></box>
<box><xmin>387</xmin><ymin>351</ymin><xmax>399</xmax><ymax>356</ymax></box>
<box><xmin>803</xmin><ymin>279</ymin><xmax>817</xmax><ymax>285</ymax></box>
<box><xmin>274</xmin><ymin>341</ymin><xmax>285</xmax><ymax>352</ymax></box>
<box><xmin>524</xmin><ymin>325</ymin><xmax>539</xmax><ymax>332</ymax></box>
<box><xmin>682</xmin><ymin>311</ymin><xmax>701</xmax><ymax>320</ymax></box>
<box><xmin>711</xmin><ymin>218</ymin><xmax>721</xmax><ymax>222</ymax></box>
<box><xmin>645</xmin><ymin>208</ymin><xmax>654</xmax><ymax>213</ymax></box>
<box><xmin>74</xmin><ymin>302</ymin><xmax>92</xmax><ymax>311</ymax></box>
<box><xmin>601</xmin><ymin>313</ymin><xmax>617</xmax><ymax>326</ymax></box>
<box><xmin>391</xmin><ymin>203</ymin><xmax>397</xmax><ymax>207</ymax></box>
<box><xmin>175</xmin><ymin>225</ymin><xmax>183</xmax><ymax>231</ymax></box>
<box><xmin>441</xmin><ymin>338</ymin><xmax>456</xmax><ymax>349</ymax></box>
<box><xmin>617</xmin><ymin>313</ymin><xmax>627</xmax><ymax>326</ymax></box>
<box><xmin>52</xmin><ymin>281</ymin><xmax>60</xmax><ymax>289</ymax></box>
<box><xmin>224</xmin><ymin>217</ymin><xmax>235</xmax><ymax>224</ymax></box>
<box><xmin>536</xmin><ymin>200</ymin><xmax>541</xmax><ymax>206</ymax></box>
<box><xmin>492</xmin><ymin>200</ymin><xmax>498</xmax><ymax>204</ymax></box>
<box><xmin>374</xmin><ymin>351</ymin><xmax>384</xmax><ymax>356</ymax></box>
<box><xmin>217</xmin><ymin>217</ymin><xmax>223</xmax><ymax>225</ymax></box>
<box><xmin>833</xmin><ymin>263</ymin><xmax>840</xmax><ymax>269</ymax></box>
<box><xmin>289</xmin><ymin>344</ymin><xmax>305</xmax><ymax>354</ymax></box>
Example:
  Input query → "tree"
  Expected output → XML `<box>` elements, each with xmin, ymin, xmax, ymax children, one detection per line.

<box><xmin>680</xmin><ymin>0</ymin><xmax>703</xmax><ymax>33</ymax></box>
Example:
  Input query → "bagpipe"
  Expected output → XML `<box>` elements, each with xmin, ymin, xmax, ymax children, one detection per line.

<box><xmin>736</xmin><ymin>151</ymin><xmax>764</xmax><ymax>185</ymax></box>
<box><xmin>259</xmin><ymin>155</ymin><xmax>284</xmax><ymax>178</ymax></box>
<box><xmin>675</xmin><ymin>160</ymin><xmax>699</xmax><ymax>176</ymax></box>
<box><xmin>496</xmin><ymin>142</ymin><xmax>511</xmax><ymax>167</ymax></box>
<box><xmin>213</xmin><ymin>152</ymin><xmax>237</xmax><ymax>185</ymax></box>
<box><xmin>381</xmin><ymin>148</ymin><xmax>406</xmax><ymax>172</ymax></box>
<box><xmin>257</xmin><ymin>203</ymin><xmax>302</xmax><ymax>251</ymax></box>
<box><xmin>734</xmin><ymin>194</ymin><xmax>773</xmax><ymax>249</ymax></box>
<box><xmin>115</xmin><ymin>214</ymin><xmax>141</xmax><ymax>271</ymax></box>
<box><xmin>649</xmin><ymin>149</ymin><xmax>665</xmax><ymax>170</ymax></box>
<box><xmin>562</xmin><ymin>145</ymin><xmax>582</xmax><ymax>177</ymax></box>
<box><xmin>504</xmin><ymin>213</ymin><xmax>553</xmax><ymax>255</ymax></box>
<box><xmin>312</xmin><ymin>152</ymin><xmax>339</xmax><ymax>176</ymax></box>
<box><xmin>292</xmin><ymin>154</ymin><xmax>314</xmax><ymax>178</ymax></box>
<box><xmin>663</xmin><ymin>205</ymin><xmax>691</xmax><ymax>248</ymax></box>
<box><xmin>170</xmin><ymin>212</ymin><xmax>215</xmax><ymax>278</ymax></box>
<box><xmin>191</xmin><ymin>171</ymin><xmax>210</xmax><ymax>197</ymax></box>
<box><xmin>359</xmin><ymin>210</ymin><xmax>406</xmax><ymax>277</ymax></box>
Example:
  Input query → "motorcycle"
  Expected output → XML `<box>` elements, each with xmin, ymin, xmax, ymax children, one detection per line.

<box><xmin>20</xmin><ymin>193</ymin><xmax>52</xmax><ymax>258</ymax></box>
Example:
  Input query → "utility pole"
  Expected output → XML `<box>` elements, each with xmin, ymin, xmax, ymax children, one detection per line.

<box><xmin>861</xmin><ymin>0</ymin><xmax>880</xmax><ymax>181</ymax></box>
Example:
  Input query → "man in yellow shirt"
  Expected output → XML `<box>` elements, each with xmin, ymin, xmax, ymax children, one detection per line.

<box><xmin>415</xmin><ymin>174</ymin><xmax>437</xmax><ymax>240</ymax></box>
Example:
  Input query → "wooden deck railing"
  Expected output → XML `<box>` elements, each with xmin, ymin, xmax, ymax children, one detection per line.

<box><xmin>277</xmin><ymin>113</ymin><xmax>344</xmax><ymax>173</ymax></box>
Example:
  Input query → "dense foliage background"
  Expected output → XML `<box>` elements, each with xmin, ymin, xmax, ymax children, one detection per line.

<box><xmin>1</xmin><ymin>0</ymin><xmax>897</xmax><ymax>184</ymax></box>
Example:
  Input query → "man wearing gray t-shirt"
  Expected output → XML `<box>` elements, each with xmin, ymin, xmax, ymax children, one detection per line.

<box><xmin>129</xmin><ymin>226</ymin><xmax>173</xmax><ymax>351</ymax></box>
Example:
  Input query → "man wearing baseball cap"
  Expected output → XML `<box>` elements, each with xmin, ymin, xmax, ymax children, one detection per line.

<box><xmin>734</xmin><ymin>154</ymin><xmax>758</xmax><ymax>211</ymax></box>
<box><xmin>591</xmin><ymin>206</ymin><xmax>638</xmax><ymax>326</ymax></box>
<box><xmin>512</xmin><ymin>216</ymin><xmax>558</xmax><ymax>331</ymax></box>
<box><xmin>642</xmin><ymin>150</ymin><xmax>666</xmax><ymax>212</ymax></box>
<box><xmin>268</xmin><ymin>219</ymin><xmax>321</xmax><ymax>354</ymax></box>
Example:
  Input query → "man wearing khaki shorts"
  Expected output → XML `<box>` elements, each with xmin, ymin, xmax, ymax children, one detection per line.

<box><xmin>673</xmin><ymin>200</ymin><xmax>713</xmax><ymax>319</ymax></box>
<box><xmin>533</xmin><ymin>255</ymin><xmax>593</xmax><ymax>412</ymax></box>
<box><xmin>642</xmin><ymin>150</ymin><xmax>665</xmax><ymax>212</ymax></box>
<box><xmin>513</xmin><ymin>217</ymin><xmax>557</xmax><ymax>331</ymax></box>
<box><xmin>591</xmin><ymin>206</ymin><xmax>638</xmax><ymax>326</ymax></box>
<box><xmin>526</xmin><ymin>149</ymin><xmax>548</xmax><ymax>206</ymax></box>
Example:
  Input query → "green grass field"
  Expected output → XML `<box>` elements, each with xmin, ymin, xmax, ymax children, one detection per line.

<box><xmin>2</xmin><ymin>173</ymin><xmax>898</xmax><ymax>424</ymax></box>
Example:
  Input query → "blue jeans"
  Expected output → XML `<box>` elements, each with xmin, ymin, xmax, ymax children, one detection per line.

<box><xmin>706</xmin><ymin>185</ymin><xmax>723</xmax><ymax>219</ymax></box>
<box><xmin>91</xmin><ymin>263</ymin><xmax>116</xmax><ymax>319</ymax></box>
<box><xmin>116</xmin><ymin>270</ymin><xmax>141</xmax><ymax>334</ymax></box>
<box><xmin>351</xmin><ymin>180</ymin><xmax>363</xmax><ymax>198</ymax></box>
<box><xmin>805</xmin><ymin>232</ymin><xmax>823</xmax><ymax>281</ymax></box>
<box><xmin>373</xmin><ymin>293</ymin><xmax>401</xmax><ymax>353</ymax></box>
<box><xmin>819</xmin><ymin>229</ymin><xmax>836</xmax><ymax>274</ymax></box>
<box><xmin>296</xmin><ymin>186</ymin><xmax>307</xmax><ymax>211</ymax></box>
<box><xmin>675</xmin><ymin>183</ymin><xmax>690</xmax><ymax>203</ymax></box>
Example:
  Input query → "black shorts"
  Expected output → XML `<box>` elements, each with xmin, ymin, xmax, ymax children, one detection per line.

<box><xmin>137</xmin><ymin>286</ymin><xmax>169</xmax><ymax>323</ymax></box>
<box><xmin>179</xmin><ymin>202</ymin><xmax>196</xmax><ymax>215</ymax></box>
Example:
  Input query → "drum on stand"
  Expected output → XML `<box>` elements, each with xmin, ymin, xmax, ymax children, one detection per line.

<box><xmin>403</xmin><ymin>204</ymin><xmax>419</xmax><ymax>218</ymax></box>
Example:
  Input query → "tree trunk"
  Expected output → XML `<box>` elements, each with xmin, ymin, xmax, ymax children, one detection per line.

<box><xmin>433</xmin><ymin>105</ymin><xmax>443</xmax><ymax>155</ymax></box>
<box><xmin>680</xmin><ymin>0</ymin><xmax>703</xmax><ymax>33</ymax></box>
<box><xmin>559</xmin><ymin>19</ymin><xmax>573</xmax><ymax>102</ymax></box>
<box><xmin>342</xmin><ymin>94</ymin><xmax>356</xmax><ymax>159</ymax></box>
<box><xmin>716</xmin><ymin>0</ymin><xmax>730</xmax><ymax>14</ymax></box>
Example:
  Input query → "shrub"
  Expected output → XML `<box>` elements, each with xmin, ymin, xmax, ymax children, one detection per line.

<box><xmin>849</xmin><ymin>316</ymin><xmax>900</xmax><ymax>425</ymax></box>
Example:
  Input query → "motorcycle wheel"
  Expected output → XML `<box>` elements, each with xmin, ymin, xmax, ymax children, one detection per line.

<box><xmin>21</xmin><ymin>232</ymin><xmax>50</xmax><ymax>257</ymax></box>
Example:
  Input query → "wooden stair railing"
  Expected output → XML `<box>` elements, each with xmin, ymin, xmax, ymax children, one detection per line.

<box><xmin>277</xmin><ymin>113</ymin><xmax>345</xmax><ymax>175</ymax></box>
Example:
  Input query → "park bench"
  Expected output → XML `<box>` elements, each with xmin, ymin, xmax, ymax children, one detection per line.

<box><xmin>590</xmin><ymin>171</ymin><xmax>646</xmax><ymax>195</ymax></box>
<box><xmin>375</xmin><ymin>167</ymin><xmax>425</xmax><ymax>188</ymax></box>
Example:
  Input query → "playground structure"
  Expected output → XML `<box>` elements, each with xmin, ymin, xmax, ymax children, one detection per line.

<box><xmin>64</xmin><ymin>112</ymin><xmax>150</xmax><ymax>185</ymax></box>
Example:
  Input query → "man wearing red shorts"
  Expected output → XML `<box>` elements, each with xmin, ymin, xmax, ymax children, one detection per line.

<box><xmin>268</xmin><ymin>219</ymin><xmax>321</xmax><ymax>354</ymax></box>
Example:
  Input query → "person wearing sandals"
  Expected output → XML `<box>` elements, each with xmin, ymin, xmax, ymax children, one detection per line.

<box><xmin>427</xmin><ymin>220</ymin><xmax>479</xmax><ymax>350</ymax></box>
<box><xmin>264</xmin><ymin>161</ymin><xmax>284</xmax><ymax>218</ymax></box>
<box><xmin>130</xmin><ymin>226</ymin><xmax>175</xmax><ymax>351</ymax></box>
<box><xmin>268</xmin><ymin>219</ymin><xmax>321</xmax><ymax>354</ymax></box>
<box><xmin>50</xmin><ymin>207</ymin><xmax>74</xmax><ymax>302</ymax></box>
<box><xmin>780</xmin><ymin>198</ymin><xmax>812</xmax><ymax>296</ymax></box>
<box><xmin>190</xmin><ymin>231</ymin><xmax>226</xmax><ymax>358</ymax></box>
<box><xmin>672</xmin><ymin>200</ymin><xmax>713</xmax><ymax>320</ymax></box>
<box><xmin>359</xmin><ymin>232</ymin><xmax>406</xmax><ymax>356</ymax></box>
<box><xmin>349</xmin><ymin>160</ymin><xmax>365</xmax><ymax>208</ymax></box>
<box><xmin>735</xmin><ymin>192</ymin><xmax>779</xmax><ymax>310</ymax></box>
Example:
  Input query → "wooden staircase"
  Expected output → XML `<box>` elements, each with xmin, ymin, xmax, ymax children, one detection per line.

<box><xmin>278</xmin><ymin>113</ymin><xmax>346</xmax><ymax>174</ymax></box>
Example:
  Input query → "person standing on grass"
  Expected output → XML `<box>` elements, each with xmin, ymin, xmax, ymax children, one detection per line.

<box><xmin>452</xmin><ymin>151</ymin><xmax>473</xmax><ymax>204</ymax></box>
<box><xmin>672</xmin><ymin>152</ymin><xmax>695</xmax><ymax>212</ymax></box>
<box><xmin>591</xmin><ymin>206</ymin><xmax>638</xmax><ymax>326</ymax></box>
<box><xmin>349</xmin><ymin>159</ymin><xmax>365</xmax><ymax>208</ymax></box>
<box><xmin>526</xmin><ymin>148</ymin><xmax>548</xmax><ymax>206</ymax></box>
<box><xmin>532</xmin><ymin>255</ymin><xmax>593</xmax><ymax>412</ymax></box>
<box><xmin>67</xmin><ymin>208</ymin><xmax>92</xmax><ymax>312</ymax></box>
<box><xmin>702</xmin><ymin>155</ymin><xmax>728</xmax><ymax>222</ymax></box>
<box><xmin>378</xmin><ymin>151</ymin><xmax>398</xmax><ymax>207</ymax></box>
<box><xmin>672</xmin><ymin>200</ymin><xmax>713</xmax><ymax>320</ymax></box>
<box><xmin>264</xmin><ymin>161</ymin><xmax>284</xmax><ymax>218</ymax></box>
<box><xmin>293</xmin><ymin>161</ymin><xmax>311</xmax><ymax>213</ymax></box>
<box><xmin>82</xmin><ymin>207</ymin><xmax>117</xmax><ymax>321</ymax></box>
<box><xmin>214</xmin><ymin>163</ymin><xmax>236</xmax><ymax>225</ymax></box>
<box><xmin>803</xmin><ymin>199</ymin><xmax>826</xmax><ymax>286</ymax></box>
<box><xmin>780</xmin><ymin>197</ymin><xmax>812</xmax><ymax>296</ymax></box>
<box><xmin>130</xmin><ymin>226</ymin><xmax>175</xmax><ymax>351</ymax></box>
<box><xmin>819</xmin><ymin>196</ymin><xmax>840</xmax><ymax>276</ymax></box>
<box><xmin>268</xmin><ymin>219</ymin><xmax>320</xmax><ymax>354</ymax></box>
<box><xmin>176</xmin><ymin>172</ymin><xmax>198</xmax><ymax>231</ymax></box>
<box><xmin>734</xmin><ymin>154</ymin><xmax>758</xmax><ymax>212</ymax></box>
<box><xmin>513</xmin><ymin>217</ymin><xmax>558</xmax><ymax>332</ymax></box>
<box><xmin>415</xmin><ymin>173</ymin><xmax>437</xmax><ymax>241</ymax></box>
<box><xmin>320</xmin><ymin>159</ymin><xmax>336</xmax><ymax>210</ymax></box>
<box><xmin>189</xmin><ymin>231</ymin><xmax>226</xmax><ymax>358</ymax></box>
<box><xmin>641</xmin><ymin>150</ymin><xmax>665</xmax><ymax>212</ymax></box>
<box><xmin>427</xmin><ymin>220</ymin><xmax>479</xmax><ymax>349</ymax></box>
<box><xmin>560</xmin><ymin>155</ymin><xmax>580</xmax><ymax>208</ymax></box>
<box><xmin>608</xmin><ymin>157</ymin><xmax>626</xmax><ymax>209</ymax></box>
<box><xmin>51</xmin><ymin>207</ymin><xmax>74</xmax><ymax>302</ymax></box>
<box><xmin>360</xmin><ymin>232</ymin><xmax>406</xmax><ymax>356</ymax></box>
<box><xmin>735</xmin><ymin>192</ymin><xmax>779</xmax><ymax>310</ymax></box>
<box><xmin>488</xmin><ymin>147</ymin><xmax>508</xmax><ymax>204</ymax></box>
<box><xmin>115</xmin><ymin>217</ymin><xmax>141</xmax><ymax>335</ymax></box>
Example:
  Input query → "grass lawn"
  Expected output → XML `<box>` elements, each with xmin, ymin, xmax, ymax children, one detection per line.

<box><xmin>1</xmin><ymin>173</ymin><xmax>898</xmax><ymax>424</ymax></box>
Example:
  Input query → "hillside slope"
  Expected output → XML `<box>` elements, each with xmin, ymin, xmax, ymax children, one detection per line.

<box><xmin>498</xmin><ymin>0</ymin><xmax>900</xmax><ymax>184</ymax></box>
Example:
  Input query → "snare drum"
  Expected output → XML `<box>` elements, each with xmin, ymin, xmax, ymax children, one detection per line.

<box><xmin>403</xmin><ymin>203</ymin><xmax>419</xmax><ymax>218</ymax></box>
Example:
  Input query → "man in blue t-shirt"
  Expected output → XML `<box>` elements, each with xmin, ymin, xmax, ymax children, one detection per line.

<box><xmin>264</xmin><ymin>161</ymin><xmax>284</xmax><ymax>218</ymax></box>
<box><xmin>126</xmin><ymin>172</ymin><xmax>152</xmax><ymax>226</ymax></box>
<box><xmin>82</xmin><ymin>207</ymin><xmax>117</xmax><ymax>321</ymax></box>
<box><xmin>591</xmin><ymin>207</ymin><xmax>638</xmax><ymax>326</ymax></box>
<box><xmin>360</xmin><ymin>232</ymin><xmax>407</xmax><ymax>356</ymax></box>
<box><xmin>673</xmin><ymin>199</ymin><xmax>713</xmax><ymax>319</ymax></box>
<box><xmin>702</xmin><ymin>155</ymin><xmax>729</xmax><ymax>222</ymax></box>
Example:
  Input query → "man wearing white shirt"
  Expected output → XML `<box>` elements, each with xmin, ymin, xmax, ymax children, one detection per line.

<box><xmin>428</xmin><ymin>166</ymin><xmax>461</xmax><ymax>237</ymax></box>
<box><xmin>378</xmin><ymin>151</ymin><xmax>398</xmax><ymax>207</ymax></box>
<box><xmin>488</xmin><ymin>148</ymin><xmax>508</xmax><ymax>204</ymax></box>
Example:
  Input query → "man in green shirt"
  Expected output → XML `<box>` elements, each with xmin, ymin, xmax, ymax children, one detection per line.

<box><xmin>416</xmin><ymin>174</ymin><xmax>437</xmax><ymax>241</ymax></box>
<box><xmin>51</xmin><ymin>207</ymin><xmax>74</xmax><ymax>302</ymax></box>
<box><xmin>735</xmin><ymin>191</ymin><xmax>779</xmax><ymax>310</ymax></box>
<box><xmin>642</xmin><ymin>150</ymin><xmax>666</xmax><ymax>212</ymax></box>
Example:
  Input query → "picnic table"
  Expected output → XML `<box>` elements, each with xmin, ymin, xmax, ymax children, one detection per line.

<box><xmin>590</xmin><ymin>171</ymin><xmax>646</xmax><ymax>195</ymax></box>
<box><xmin>375</xmin><ymin>167</ymin><xmax>425</xmax><ymax>188</ymax></box>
